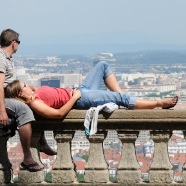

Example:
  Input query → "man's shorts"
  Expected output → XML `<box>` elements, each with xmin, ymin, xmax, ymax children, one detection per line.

<box><xmin>0</xmin><ymin>99</ymin><xmax>35</xmax><ymax>137</ymax></box>
<box><xmin>5</xmin><ymin>98</ymin><xmax>35</xmax><ymax>129</ymax></box>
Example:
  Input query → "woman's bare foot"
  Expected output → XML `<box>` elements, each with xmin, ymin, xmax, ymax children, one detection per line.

<box><xmin>157</xmin><ymin>96</ymin><xmax>178</xmax><ymax>109</ymax></box>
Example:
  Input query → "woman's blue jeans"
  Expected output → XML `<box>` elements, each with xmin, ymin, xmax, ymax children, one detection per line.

<box><xmin>75</xmin><ymin>61</ymin><xmax>136</xmax><ymax>109</ymax></box>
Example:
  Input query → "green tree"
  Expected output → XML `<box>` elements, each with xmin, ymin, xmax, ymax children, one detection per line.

<box><xmin>13</xmin><ymin>176</ymin><xmax>19</xmax><ymax>183</ymax></box>
<box><xmin>81</xmin><ymin>155</ymin><xmax>89</xmax><ymax>162</ymax></box>
<box><xmin>76</xmin><ymin>172</ymin><xmax>84</xmax><ymax>182</ymax></box>
<box><xmin>45</xmin><ymin>171</ymin><xmax>52</xmax><ymax>182</ymax></box>
<box><xmin>109</xmin><ymin>175</ymin><xmax>117</xmax><ymax>183</ymax></box>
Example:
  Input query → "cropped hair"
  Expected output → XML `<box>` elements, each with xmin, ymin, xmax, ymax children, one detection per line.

<box><xmin>0</xmin><ymin>29</ymin><xmax>19</xmax><ymax>47</ymax></box>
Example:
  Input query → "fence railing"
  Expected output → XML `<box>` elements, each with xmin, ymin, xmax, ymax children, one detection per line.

<box><xmin>1</xmin><ymin>109</ymin><xmax>186</xmax><ymax>185</ymax></box>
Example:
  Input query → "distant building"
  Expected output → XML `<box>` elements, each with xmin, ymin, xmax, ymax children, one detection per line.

<box><xmin>136</xmin><ymin>131</ymin><xmax>151</xmax><ymax>144</ymax></box>
<box><xmin>60</xmin><ymin>73</ymin><xmax>83</xmax><ymax>88</ymax></box>
<box><xmin>71</xmin><ymin>131</ymin><xmax>89</xmax><ymax>156</ymax></box>
<box><xmin>40</xmin><ymin>77</ymin><xmax>60</xmax><ymax>88</ymax></box>
<box><xmin>104</xmin><ymin>131</ymin><xmax>121</xmax><ymax>149</ymax></box>
<box><xmin>156</xmin><ymin>84</ymin><xmax>177</xmax><ymax>93</ymax></box>
<box><xmin>47</xmin><ymin>56</ymin><xmax>60</xmax><ymax>63</ymax></box>
<box><xmin>8</xmin><ymin>132</ymin><xmax>20</xmax><ymax>147</ymax></box>
<box><xmin>44</xmin><ymin>131</ymin><xmax>57</xmax><ymax>150</ymax></box>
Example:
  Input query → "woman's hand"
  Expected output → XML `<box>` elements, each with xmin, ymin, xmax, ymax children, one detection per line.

<box><xmin>72</xmin><ymin>89</ymin><xmax>81</xmax><ymax>99</ymax></box>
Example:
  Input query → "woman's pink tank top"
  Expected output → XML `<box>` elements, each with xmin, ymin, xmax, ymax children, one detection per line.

<box><xmin>33</xmin><ymin>86</ymin><xmax>72</xmax><ymax>108</ymax></box>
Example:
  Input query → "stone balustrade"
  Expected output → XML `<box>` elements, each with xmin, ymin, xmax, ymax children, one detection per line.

<box><xmin>1</xmin><ymin>109</ymin><xmax>186</xmax><ymax>185</ymax></box>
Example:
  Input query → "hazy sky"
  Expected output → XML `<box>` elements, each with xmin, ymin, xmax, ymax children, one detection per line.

<box><xmin>1</xmin><ymin>0</ymin><xmax>186</xmax><ymax>54</ymax></box>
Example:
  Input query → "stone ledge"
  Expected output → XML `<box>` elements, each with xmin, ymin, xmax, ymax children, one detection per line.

<box><xmin>32</xmin><ymin>109</ymin><xmax>186</xmax><ymax>131</ymax></box>
<box><xmin>1</xmin><ymin>182</ymin><xmax>186</xmax><ymax>186</ymax></box>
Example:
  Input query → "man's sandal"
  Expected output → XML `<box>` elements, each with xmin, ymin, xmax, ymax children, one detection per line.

<box><xmin>20</xmin><ymin>162</ymin><xmax>43</xmax><ymax>172</ymax></box>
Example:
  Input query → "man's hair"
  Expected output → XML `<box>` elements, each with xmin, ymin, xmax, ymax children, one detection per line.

<box><xmin>0</xmin><ymin>29</ymin><xmax>19</xmax><ymax>47</ymax></box>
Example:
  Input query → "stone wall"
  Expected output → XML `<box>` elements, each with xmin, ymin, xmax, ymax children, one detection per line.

<box><xmin>1</xmin><ymin>109</ymin><xmax>186</xmax><ymax>185</ymax></box>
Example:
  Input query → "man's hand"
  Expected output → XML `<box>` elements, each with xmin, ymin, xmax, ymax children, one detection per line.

<box><xmin>0</xmin><ymin>110</ymin><xmax>8</xmax><ymax>126</ymax></box>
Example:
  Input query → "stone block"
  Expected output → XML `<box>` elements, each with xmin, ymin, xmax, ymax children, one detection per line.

<box><xmin>149</xmin><ymin>170</ymin><xmax>174</xmax><ymax>183</ymax></box>
<box><xmin>0</xmin><ymin>170</ymin><xmax>12</xmax><ymax>184</ymax></box>
<box><xmin>117</xmin><ymin>170</ymin><xmax>141</xmax><ymax>184</ymax></box>
<box><xmin>18</xmin><ymin>170</ymin><xmax>44</xmax><ymax>183</ymax></box>
<box><xmin>84</xmin><ymin>170</ymin><xmax>109</xmax><ymax>183</ymax></box>
<box><xmin>181</xmin><ymin>171</ymin><xmax>186</xmax><ymax>183</ymax></box>
<box><xmin>52</xmin><ymin>170</ymin><xmax>76</xmax><ymax>183</ymax></box>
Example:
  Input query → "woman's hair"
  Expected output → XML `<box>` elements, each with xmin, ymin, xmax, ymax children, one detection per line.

<box><xmin>4</xmin><ymin>80</ymin><xmax>22</xmax><ymax>99</ymax></box>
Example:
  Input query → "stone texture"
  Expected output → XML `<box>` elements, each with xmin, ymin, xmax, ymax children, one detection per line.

<box><xmin>118</xmin><ymin>132</ymin><xmax>140</xmax><ymax>170</ymax></box>
<box><xmin>85</xmin><ymin>133</ymin><xmax>108</xmax><ymax>170</ymax></box>
<box><xmin>52</xmin><ymin>142</ymin><xmax>74</xmax><ymax>169</ymax></box>
<box><xmin>149</xmin><ymin>170</ymin><xmax>174</xmax><ymax>183</ymax></box>
<box><xmin>33</xmin><ymin>109</ymin><xmax>186</xmax><ymax>132</ymax></box>
<box><xmin>117</xmin><ymin>132</ymin><xmax>141</xmax><ymax>184</ymax></box>
<box><xmin>117</xmin><ymin>170</ymin><xmax>141</xmax><ymax>184</ymax></box>
<box><xmin>52</xmin><ymin>170</ymin><xmax>76</xmax><ymax>183</ymax></box>
<box><xmin>84</xmin><ymin>170</ymin><xmax>109</xmax><ymax>183</ymax></box>
<box><xmin>51</xmin><ymin>132</ymin><xmax>76</xmax><ymax>183</ymax></box>
<box><xmin>149</xmin><ymin>132</ymin><xmax>173</xmax><ymax>184</ymax></box>
<box><xmin>150</xmin><ymin>132</ymin><xmax>172</xmax><ymax>170</ymax></box>
<box><xmin>52</xmin><ymin>132</ymin><xmax>75</xmax><ymax>170</ymax></box>
<box><xmin>84</xmin><ymin>133</ymin><xmax>109</xmax><ymax>183</ymax></box>
<box><xmin>181</xmin><ymin>171</ymin><xmax>186</xmax><ymax>183</ymax></box>
<box><xmin>0</xmin><ymin>170</ymin><xmax>12</xmax><ymax>184</ymax></box>
<box><xmin>18</xmin><ymin>170</ymin><xmax>44</xmax><ymax>183</ymax></box>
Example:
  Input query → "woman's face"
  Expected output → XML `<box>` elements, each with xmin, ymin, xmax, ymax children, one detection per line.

<box><xmin>19</xmin><ymin>81</ymin><xmax>34</xmax><ymax>97</ymax></box>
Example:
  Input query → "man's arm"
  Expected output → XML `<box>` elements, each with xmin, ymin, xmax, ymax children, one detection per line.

<box><xmin>0</xmin><ymin>73</ymin><xmax>8</xmax><ymax>125</ymax></box>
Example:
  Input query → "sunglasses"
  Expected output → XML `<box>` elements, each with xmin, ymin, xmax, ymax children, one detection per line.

<box><xmin>15</xmin><ymin>40</ymin><xmax>21</xmax><ymax>45</ymax></box>
<box><xmin>14</xmin><ymin>40</ymin><xmax>20</xmax><ymax>45</ymax></box>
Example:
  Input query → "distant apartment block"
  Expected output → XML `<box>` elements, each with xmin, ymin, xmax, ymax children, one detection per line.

<box><xmin>62</xmin><ymin>73</ymin><xmax>83</xmax><ymax>88</ymax></box>
<box><xmin>44</xmin><ymin>131</ymin><xmax>57</xmax><ymax>150</ymax></box>
<box><xmin>104</xmin><ymin>131</ymin><xmax>121</xmax><ymax>149</ymax></box>
<box><xmin>71</xmin><ymin>131</ymin><xmax>89</xmax><ymax>157</ymax></box>
<box><xmin>156</xmin><ymin>84</ymin><xmax>177</xmax><ymax>93</ymax></box>
<box><xmin>136</xmin><ymin>131</ymin><xmax>151</xmax><ymax>144</ymax></box>
<box><xmin>40</xmin><ymin>77</ymin><xmax>60</xmax><ymax>88</ymax></box>
<box><xmin>16</xmin><ymin>66</ymin><xmax>39</xmax><ymax>87</ymax></box>
<box><xmin>121</xmin><ymin>73</ymin><xmax>156</xmax><ymax>83</ymax></box>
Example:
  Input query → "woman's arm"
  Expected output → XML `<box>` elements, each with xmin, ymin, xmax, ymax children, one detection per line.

<box><xmin>30</xmin><ymin>89</ymin><xmax>81</xmax><ymax>119</ymax></box>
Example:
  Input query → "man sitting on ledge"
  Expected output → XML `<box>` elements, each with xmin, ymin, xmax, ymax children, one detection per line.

<box><xmin>0</xmin><ymin>28</ymin><xmax>56</xmax><ymax>172</ymax></box>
